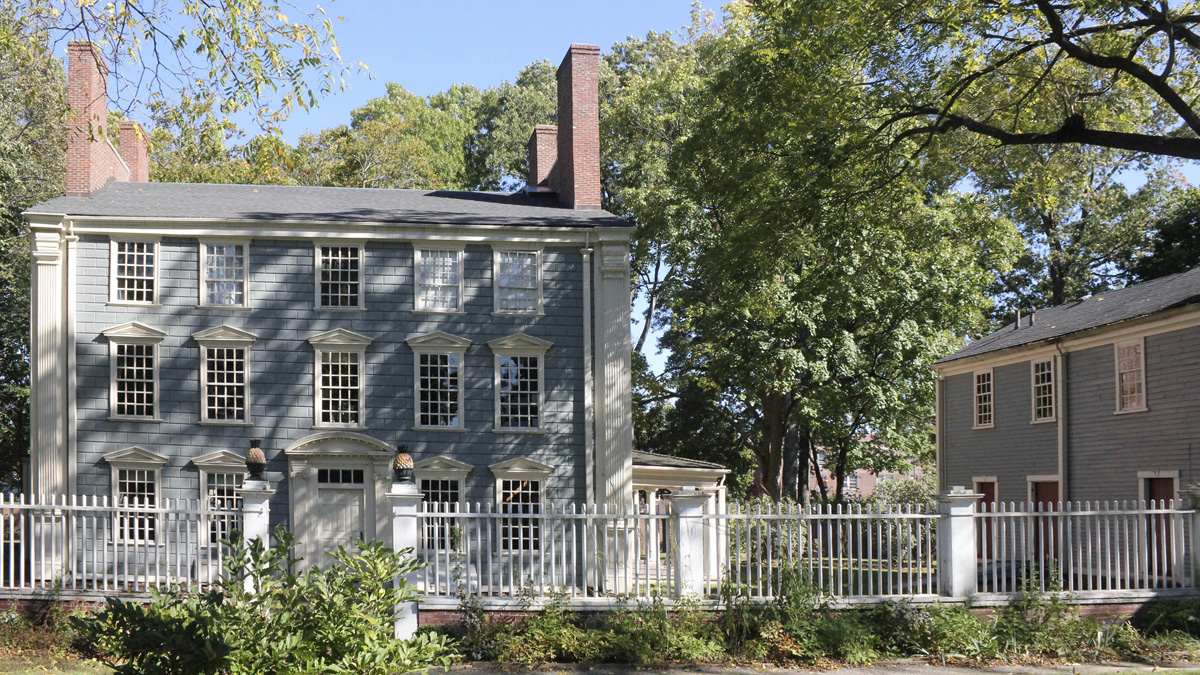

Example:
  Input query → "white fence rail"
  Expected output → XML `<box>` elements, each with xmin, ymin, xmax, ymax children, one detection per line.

<box><xmin>418</xmin><ymin>501</ymin><xmax>941</xmax><ymax>602</ymax></box>
<box><xmin>976</xmin><ymin>500</ymin><xmax>1195</xmax><ymax>594</ymax></box>
<box><xmin>0</xmin><ymin>494</ymin><xmax>239</xmax><ymax>595</ymax></box>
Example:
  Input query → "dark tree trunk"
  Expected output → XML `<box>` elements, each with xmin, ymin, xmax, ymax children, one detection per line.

<box><xmin>782</xmin><ymin>424</ymin><xmax>800</xmax><ymax>502</ymax></box>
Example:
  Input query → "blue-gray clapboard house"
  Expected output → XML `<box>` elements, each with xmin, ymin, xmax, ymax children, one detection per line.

<box><xmin>934</xmin><ymin>267</ymin><xmax>1200</xmax><ymax>508</ymax></box>
<box><xmin>24</xmin><ymin>42</ymin><xmax>703</xmax><ymax>565</ymax></box>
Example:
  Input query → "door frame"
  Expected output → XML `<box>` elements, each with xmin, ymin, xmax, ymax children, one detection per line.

<box><xmin>285</xmin><ymin>431</ymin><xmax>395</xmax><ymax>568</ymax></box>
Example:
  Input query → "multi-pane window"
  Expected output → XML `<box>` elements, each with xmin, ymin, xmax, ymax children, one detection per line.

<box><xmin>317</xmin><ymin>468</ymin><xmax>364</xmax><ymax>484</ymax></box>
<box><xmin>202</xmin><ymin>242</ymin><xmax>247</xmax><ymax>306</ymax></box>
<box><xmin>500</xmin><ymin>479</ymin><xmax>541</xmax><ymax>551</ymax></box>
<box><xmin>204</xmin><ymin>347</ymin><xmax>247</xmax><ymax>422</ymax></box>
<box><xmin>845</xmin><ymin>474</ymin><xmax>859</xmax><ymax>492</ymax></box>
<box><xmin>418</xmin><ymin>353</ymin><xmax>461</xmax><ymax>428</ymax></box>
<box><xmin>112</xmin><ymin>241</ymin><xmax>157</xmax><ymax>304</ymax></box>
<box><xmin>498</xmin><ymin>355</ymin><xmax>541</xmax><ymax>429</ymax></box>
<box><xmin>114</xmin><ymin>343</ymin><xmax>156</xmax><ymax>419</ymax></box>
<box><xmin>495</xmin><ymin>250</ymin><xmax>539</xmax><ymax>313</ymax></box>
<box><xmin>421</xmin><ymin>478</ymin><xmax>461</xmax><ymax>550</ymax></box>
<box><xmin>1032</xmin><ymin>359</ymin><xmax>1055</xmax><ymax>421</ymax></box>
<box><xmin>1116</xmin><ymin>340</ymin><xmax>1146</xmax><ymax>412</ymax></box>
<box><xmin>319</xmin><ymin>351</ymin><xmax>362</xmax><ymax>426</ymax></box>
<box><xmin>974</xmin><ymin>371</ymin><xmax>994</xmax><ymax>428</ymax></box>
<box><xmin>318</xmin><ymin>245</ymin><xmax>362</xmax><ymax>308</ymax></box>
<box><xmin>116</xmin><ymin>468</ymin><xmax>157</xmax><ymax>542</ymax></box>
<box><xmin>205</xmin><ymin>472</ymin><xmax>244</xmax><ymax>545</ymax></box>
<box><xmin>417</xmin><ymin>249</ymin><xmax>462</xmax><ymax>312</ymax></box>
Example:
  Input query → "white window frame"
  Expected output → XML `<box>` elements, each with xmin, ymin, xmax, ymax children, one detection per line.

<box><xmin>193</xmin><ymin>325</ymin><xmax>257</xmax><ymax>425</ymax></box>
<box><xmin>973</xmin><ymin>369</ymin><xmax>994</xmax><ymax>429</ymax></box>
<box><xmin>488</xmin><ymin>334</ymin><xmax>552</xmax><ymax>433</ymax></box>
<box><xmin>1030</xmin><ymin>358</ymin><xmax>1056</xmax><ymax>423</ymax></box>
<box><xmin>103</xmin><ymin>447</ymin><xmax>168</xmax><ymax>545</ymax></box>
<box><xmin>198</xmin><ymin>239</ymin><xmax>251</xmax><ymax>308</ymax></box>
<box><xmin>307</xmin><ymin>329</ymin><xmax>373</xmax><ymax>430</ymax></box>
<box><xmin>101</xmin><ymin>322</ymin><xmax>167</xmax><ymax>422</ymax></box>
<box><xmin>489</xmin><ymin>458</ymin><xmax>552</xmax><ymax>553</ymax></box>
<box><xmin>314</xmin><ymin>242</ymin><xmax>366</xmax><ymax>310</ymax></box>
<box><xmin>415</xmin><ymin>456</ymin><xmax>472</xmax><ymax>553</ymax></box>
<box><xmin>414</xmin><ymin>246</ymin><xmax>465</xmax><ymax>314</ymax></box>
<box><xmin>491</xmin><ymin>246</ymin><xmax>544</xmax><ymax>315</ymax></box>
<box><xmin>406</xmin><ymin>331</ymin><xmax>472</xmax><ymax>431</ymax></box>
<box><xmin>109</xmin><ymin>238</ymin><xmax>161</xmax><ymax>305</ymax></box>
<box><xmin>192</xmin><ymin>449</ymin><xmax>249</xmax><ymax>548</ymax></box>
<box><xmin>1114</xmin><ymin>338</ymin><xmax>1149</xmax><ymax>414</ymax></box>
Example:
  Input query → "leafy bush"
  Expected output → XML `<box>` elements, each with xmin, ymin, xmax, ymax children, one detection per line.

<box><xmin>74</xmin><ymin>528</ymin><xmax>456</xmax><ymax>675</ymax></box>
<box><xmin>1133</xmin><ymin>598</ymin><xmax>1200</xmax><ymax>637</ymax></box>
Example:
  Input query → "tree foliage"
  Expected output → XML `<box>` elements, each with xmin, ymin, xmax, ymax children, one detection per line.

<box><xmin>1124</xmin><ymin>188</ymin><xmax>1200</xmax><ymax>281</ymax></box>
<box><xmin>9</xmin><ymin>0</ymin><xmax>354</xmax><ymax>130</ymax></box>
<box><xmin>861</xmin><ymin>0</ymin><xmax>1200</xmax><ymax>160</ymax></box>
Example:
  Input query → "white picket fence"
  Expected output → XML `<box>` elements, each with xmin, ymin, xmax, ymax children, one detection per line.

<box><xmin>0</xmin><ymin>493</ymin><xmax>1194</xmax><ymax>606</ymax></box>
<box><xmin>976</xmin><ymin>500</ymin><xmax>1195</xmax><ymax>595</ymax></box>
<box><xmin>0</xmin><ymin>494</ymin><xmax>240</xmax><ymax>594</ymax></box>
<box><xmin>417</xmin><ymin>501</ymin><xmax>941</xmax><ymax>602</ymax></box>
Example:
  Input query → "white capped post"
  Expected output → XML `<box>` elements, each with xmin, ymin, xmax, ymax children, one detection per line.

<box><xmin>1183</xmin><ymin>484</ymin><xmax>1200</xmax><ymax>587</ymax></box>
<box><xmin>937</xmin><ymin>486</ymin><xmax>982</xmax><ymax>599</ymax></box>
<box><xmin>666</xmin><ymin>488</ymin><xmax>709</xmax><ymax>598</ymax></box>
<box><xmin>237</xmin><ymin>479</ymin><xmax>275</xmax><ymax>547</ymax></box>
<box><xmin>388</xmin><ymin>481</ymin><xmax>423</xmax><ymax>639</ymax></box>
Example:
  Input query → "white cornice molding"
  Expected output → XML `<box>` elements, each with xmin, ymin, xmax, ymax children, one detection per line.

<box><xmin>415</xmin><ymin>455</ymin><xmax>474</xmax><ymax>473</ymax></box>
<box><xmin>192</xmin><ymin>324</ymin><xmax>258</xmax><ymax>346</ymax></box>
<box><xmin>25</xmin><ymin>214</ymin><xmax>635</xmax><ymax>242</ymax></box>
<box><xmin>487</xmin><ymin>333</ymin><xmax>552</xmax><ymax>354</ymax></box>
<box><xmin>103</xmin><ymin>446</ymin><xmax>168</xmax><ymax>468</ymax></box>
<box><xmin>192</xmin><ymin>449</ymin><xmax>248</xmax><ymax>472</ymax></box>
<box><xmin>406</xmin><ymin>331</ymin><xmax>472</xmax><ymax>351</ymax></box>
<box><xmin>101</xmin><ymin>321</ymin><xmax>167</xmax><ymax>343</ymax></box>
<box><xmin>307</xmin><ymin>328</ymin><xmax>373</xmax><ymax>348</ymax></box>
<box><xmin>935</xmin><ymin>305</ymin><xmax>1200</xmax><ymax>378</ymax></box>
<box><xmin>489</xmin><ymin>457</ymin><xmax>553</xmax><ymax>479</ymax></box>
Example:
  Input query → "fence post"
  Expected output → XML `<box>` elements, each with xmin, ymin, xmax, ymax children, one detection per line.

<box><xmin>237</xmin><ymin>478</ymin><xmax>275</xmax><ymax>548</ymax></box>
<box><xmin>667</xmin><ymin>489</ymin><xmax>709</xmax><ymax>598</ymax></box>
<box><xmin>1184</xmin><ymin>484</ymin><xmax>1200</xmax><ymax>587</ymax></box>
<box><xmin>937</xmin><ymin>486</ymin><xmax>981</xmax><ymax>599</ymax></box>
<box><xmin>388</xmin><ymin>481</ymin><xmax>423</xmax><ymax>639</ymax></box>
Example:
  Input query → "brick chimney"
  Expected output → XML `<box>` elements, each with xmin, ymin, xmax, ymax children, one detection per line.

<box><xmin>66</xmin><ymin>42</ymin><xmax>146</xmax><ymax>196</ymax></box>
<box><xmin>118</xmin><ymin>121</ymin><xmax>149</xmax><ymax>183</ymax></box>
<box><xmin>527</xmin><ymin>125</ymin><xmax>558</xmax><ymax>189</ymax></box>
<box><xmin>529</xmin><ymin>44</ymin><xmax>601</xmax><ymax>210</ymax></box>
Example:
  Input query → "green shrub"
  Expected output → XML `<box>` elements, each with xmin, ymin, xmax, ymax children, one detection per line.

<box><xmin>598</xmin><ymin>596</ymin><xmax>724</xmax><ymax>663</ymax></box>
<box><xmin>1134</xmin><ymin>598</ymin><xmax>1200</xmax><ymax>637</ymax></box>
<box><xmin>74</xmin><ymin>528</ymin><xmax>456</xmax><ymax>675</ymax></box>
<box><xmin>922</xmin><ymin>605</ymin><xmax>999</xmax><ymax>660</ymax></box>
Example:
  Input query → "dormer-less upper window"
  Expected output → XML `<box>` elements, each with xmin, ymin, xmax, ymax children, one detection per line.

<box><xmin>493</xmin><ymin>248</ymin><xmax>542</xmax><ymax>314</ymax></box>
<box><xmin>316</xmin><ymin>244</ymin><xmax>363</xmax><ymax>309</ymax></box>
<box><xmin>110</xmin><ymin>240</ymin><xmax>159</xmax><ymax>304</ymax></box>
<box><xmin>415</xmin><ymin>248</ymin><xmax>464</xmax><ymax>313</ymax></box>
<box><xmin>200</xmin><ymin>241</ymin><xmax>249</xmax><ymax>307</ymax></box>
<box><xmin>1115</xmin><ymin>339</ymin><xmax>1147</xmax><ymax>413</ymax></box>
<box><xmin>974</xmin><ymin>370</ymin><xmax>994</xmax><ymax>429</ymax></box>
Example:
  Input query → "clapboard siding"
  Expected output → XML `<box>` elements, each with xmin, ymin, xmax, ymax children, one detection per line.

<box><xmin>75</xmin><ymin>236</ymin><xmax>588</xmax><ymax>528</ymax></box>
<box><xmin>942</xmin><ymin>362</ymin><xmax>1057</xmax><ymax>503</ymax></box>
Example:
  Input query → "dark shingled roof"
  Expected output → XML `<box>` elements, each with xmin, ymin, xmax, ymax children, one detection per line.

<box><xmin>632</xmin><ymin>451</ymin><xmax>728</xmax><ymax>471</ymax></box>
<box><xmin>938</xmin><ymin>266</ymin><xmax>1200</xmax><ymax>364</ymax></box>
<box><xmin>25</xmin><ymin>182</ymin><xmax>631</xmax><ymax>228</ymax></box>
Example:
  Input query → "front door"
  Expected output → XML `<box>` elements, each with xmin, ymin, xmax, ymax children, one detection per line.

<box><xmin>316</xmin><ymin>488</ymin><xmax>364</xmax><ymax>563</ymax></box>
<box><xmin>1145</xmin><ymin>477</ymin><xmax>1175</xmax><ymax>582</ymax></box>
<box><xmin>1031</xmin><ymin>481</ymin><xmax>1059</xmax><ymax>562</ymax></box>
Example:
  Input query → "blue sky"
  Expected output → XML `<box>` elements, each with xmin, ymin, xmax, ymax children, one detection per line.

<box><xmin>265</xmin><ymin>0</ymin><xmax>700</xmax><ymax>143</ymax></box>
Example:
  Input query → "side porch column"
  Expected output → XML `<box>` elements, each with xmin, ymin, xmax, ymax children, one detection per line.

<box><xmin>937</xmin><ymin>486</ymin><xmax>982</xmax><ymax>598</ymax></box>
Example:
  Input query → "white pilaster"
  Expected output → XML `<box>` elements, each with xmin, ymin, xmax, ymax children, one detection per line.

<box><xmin>65</xmin><ymin>233</ymin><xmax>78</xmax><ymax>496</ymax></box>
<box><xmin>593</xmin><ymin>238</ymin><xmax>633</xmax><ymax>508</ymax></box>
<box><xmin>667</xmin><ymin>489</ymin><xmax>709</xmax><ymax>598</ymax></box>
<box><xmin>388</xmin><ymin>482</ymin><xmax>423</xmax><ymax>639</ymax></box>
<box><xmin>937</xmin><ymin>486</ymin><xmax>982</xmax><ymax>598</ymax></box>
<box><xmin>30</xmin><ymin>227</ymin><xmax>66</xmax><ymax>499</ymax></box>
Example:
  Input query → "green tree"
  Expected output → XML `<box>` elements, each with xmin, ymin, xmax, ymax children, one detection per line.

<box><xmin>1125</xmin><ymin>188</ymin><xmax>1200</xmax><ymax>280</ymax></box>
<box><xmin>862</xmin><ymin>0</ymin><xmax>1200</xmax><ymax>160</ymax></box>
<box><xmin>456</xmin><ymin>62</ymin><xmax>557</xmax><ymax>191</ymax></box>
<box><xmin>10</xmin><ymin>0</ymin><xmax>353</xmax><ymax>131</ymax></box>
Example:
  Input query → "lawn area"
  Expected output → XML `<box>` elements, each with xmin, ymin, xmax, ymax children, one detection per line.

<box><xmin>0</xmin><ymin>654</ymin><xmax>108</xmax><ymax>674</ymax></box>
